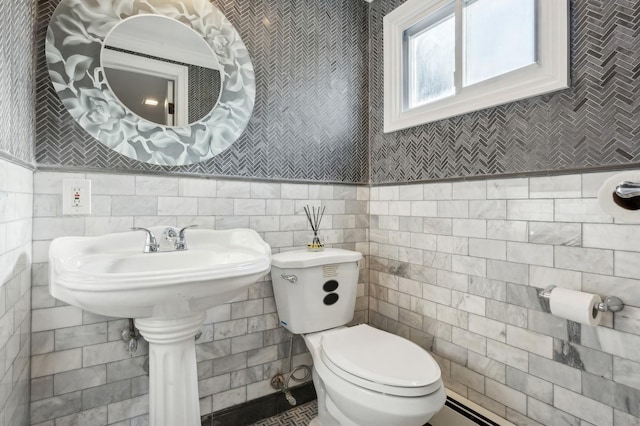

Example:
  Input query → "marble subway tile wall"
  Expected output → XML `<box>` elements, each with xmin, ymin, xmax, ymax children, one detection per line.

<box><xmin>369</xmin><ymin>171</ymin><xmax>640</xmax><ymax>426</ymax></box>
<box><xmin>30</xmin><ymin>171</ymin><xmax>369</xmax><ymax>425</ymax></box>
<box><xmin>0</xmin><ymin>159</ymin><xmax>33</xmax><ymax>425</ymax></box>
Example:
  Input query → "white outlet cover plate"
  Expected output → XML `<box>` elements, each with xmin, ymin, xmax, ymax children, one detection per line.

<box><xmin>62</xmin><ymin>179</ymin><xmax>91</xmax><ymax>215</ymax></box>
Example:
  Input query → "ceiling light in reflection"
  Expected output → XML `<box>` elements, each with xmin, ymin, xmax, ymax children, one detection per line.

<box><xmin>143</xmin><ymin>98</ymin><xmax>159</xmax><ymax>106</ymax></box>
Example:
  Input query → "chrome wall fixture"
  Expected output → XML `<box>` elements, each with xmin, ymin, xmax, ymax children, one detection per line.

<box><xmin>613</xmin><ymin>181</ymin><xmax>640</xmax><ymax>210</ymax></box>
<box><xmin>537</xmin><ymin>286</ymin><xmax>625</xmax><ymax>313</ymax></box>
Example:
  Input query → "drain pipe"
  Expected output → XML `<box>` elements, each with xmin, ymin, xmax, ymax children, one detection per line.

<box><xmin>271</xmin><ymin>334</ymin><xmax>312</xmax><ymax>406</ymax></box>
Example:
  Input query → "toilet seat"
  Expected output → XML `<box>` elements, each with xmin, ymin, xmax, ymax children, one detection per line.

<box><xmin>319</xmin><ymin>325</ymin><xmax>442</xmax><ymax>397</ymax></box>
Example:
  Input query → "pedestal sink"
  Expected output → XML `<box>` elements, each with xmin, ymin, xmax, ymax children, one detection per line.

<box><xmin>49</xmin><ymin>227</ymin><xmax>271</xmax><ymax>426</ymax></box>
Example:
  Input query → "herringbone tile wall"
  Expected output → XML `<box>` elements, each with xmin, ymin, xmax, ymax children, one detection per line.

<box><xmin>0</xmin><ymin>0</ymin><xmax>36</xmax><ymax>164</ymax></box>
<box><xmin>35</xmin><ymin>0</ymin><xmax>369</xmax><ymax>183</ymax></box>
<box><xmin>370</xmin><ymin>0</ymin><xmax>640</xmax><ymax>184</ymax></box>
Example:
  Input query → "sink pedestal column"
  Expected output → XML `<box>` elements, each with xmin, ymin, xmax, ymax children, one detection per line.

<box><xmin>135</xmin><ymin>313</ymin><xmax>206</xmax><ymax>426</ymax></box>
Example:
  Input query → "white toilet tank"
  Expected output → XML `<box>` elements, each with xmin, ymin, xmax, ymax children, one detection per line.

<box><xmin>271</xmin><ymin>248</ymin><xmax>362</xmax><ymax>334</ymax></box>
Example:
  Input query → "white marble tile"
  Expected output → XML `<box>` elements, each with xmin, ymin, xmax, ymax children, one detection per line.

<box><xmin>506</xmin><ymin>242</ymin><xmax>554</xmax><ymax>267</ymax></box>
<box><xmin>31</xmin><ymin>349</ymin><xmax>82</xmax><ymax>378</ymax></box>
<box><xmin>32</xmin><ymin>306</ymin><xmax>83</xmax><ymax>332</ymax></box>
<box><xmin>486</xmin><ymin>378</ymin><xmax>526</xmax><ymax>414</ymax></box>
<box><xmin>370</xmin><ymin>201</ymin><xmax>389</xmax><ymax>215</ymax></box>
<box><xmin>452</xmin><ymin>219</ymin><xmax>487</xmax><ymax>238</ymax></box>
<box><xmin>530</xmin><ymin>175</ymin><xmax>581</xmax><ymax>199</ymax></box>
<box><xmin>308</xmin><ymin>184</ymin><xmax>334</xmax><ymax>200</ymax></box>
<box><xmin>486</xmin><ymin>220</ymin><xmax>528</xmax><ymax>242</ymax></box>
<box><xmin>281</xmin><ymin>183</ymin><xmax>309</xmax><ymax>199</ymax></box>
<box><xmin>584</xmin><ymin>224</ymin><xmax>640</xmax><ymax>253</ymax></box>
<box><xmin>452</xmin><ymin>255</ymin><xmax>486</xmax><ymax>278</ymax></box>
<box><xmin>529</xmin><ymin>266</ymin><xmax>581</xmax><ymax>290</ymax></box>
<box><xmin>469</xmin><ymin>200</ymin><xmax>507</xmax><ymax>219</ymax></box>
<box><xmin>507</xmin><ymin>200</ymin><xmax>554</xmax><ymax>221</ymax></box>
<box><xmin>486</xmin><ymin>340</ymin><xmax>528</xmax><ymax>371</ymax></box>
<box><xmin>399</xmin><ymin>184</ymin><xmax>424</xmax><ymax>201</ymax></box>
<box><xmin>468</xmin><ymin>314</ymin><xmax>506</xmax><ymax>342</ymax></box>
<box><xmin>86</xmin><ymin>174</ymin><xmax>135</xmax><ymax>196</ymax></box>
<box><xmin>506</xmin><ymin>325</ymin><xmax>553</xmax><ymax>358</ymax></box>
<box><xmin>84</xmin><ymin>217</ymin><xmax>133</xmax><ymax>236</ymax></box>
<box><xmin>82</xmin><ymin>341</ymin><xmax>135</xmax><ymax>367</ymax></box>
<box><xmin>452</xmin><ymin>327</ymin><xmax>486</xmax><ymax>355</ymax></box>
<box><xmin>487</xmin><ymin>260</ymin><xmax>529</xmax><ymax>285</ymax></box>
<box><xmin>614</xmin><ymin>251</ymin><xmax>640</xmax><ymax>279</ymax></box>
<box><xmin>437</xmin><ymin>235</ymin><xmax>469</xmax><ymax>255</ymax></box>
<box><xmin>529</xmin><ymin>222</ymin><xmax>581</xmax><ymax>246</ymax></box>
<box><xmin>107</xmin><ymin>394</ymin><xmax>148</xmax><ymax>424</ymax></box>
<box><xmin>233</xmin><ymin>199</ymin><xmax>266</xmax><ymax>216</ymax></box>
<box><xmin>582</xmin><ymin>171</ymin><xmax>622</xmax><ymax>198</ymax></box>
<box><xmin>34</xmin><ymin>172</ymin><xmax>85</xmax><ymax>195</ymax></box>
<box><xmin>423</xmin><ymin>183</ymin><xmax>452</xmax><ymax>200</ymax></box>
<box><xmin>487</xmin><ymin>178</ymin><xmax>529</xmax><ymax>199</ymax></box>
<box><xmin>469</xmin><ymin>238</ymin><xmax>507</xmax><ymax>261</ymax></box>
<box><xmin>453</xmin><ymin>181</ymin><xmax>487</xmax><ymax>200</ymax></box>
<box><xmin>111</xmin><ymin>196</ymin><xmax>157</xmax><ymax>216</ymax></box>
<box><xmin>157</xmin><ymin>196</ymin><xmax>198</xmax><ymax>216</ymax></box>
<box><xmin>451</xmin><ymin>363</ymin><xmax>485</xmax><ymax>392</ymax></box>
<box><xmin>438</xmin><ymin>200</ymin><xmax>469</xmax><ymax>218</ymax></box>
<box><xmin>216</xmin><ymin>181</ymin><xmax>250</xmax><ymax>199</ymax></box>
<box><xmin>555</xmin><ymin>246</ymin><xmax>614</xmax><ymax>275</ymax></box>
<box><xmin>555</xmin><ymin>199</ymin><xmax>613</xmax><ymax>223</ymax></box>
<box><xmin>33</xmin><ymin>217</ymin><xmax>84</xmax><ymax>241</ymax></box>
<box><xmin>135</xmin><ymin>176</ymin><xmax>178</xmax><ymax>196</ymax></box>
<box><xmin>178</xmin><ymin>178</ymin><xmax>216</xmax><ymax>198</ymax></box>
<box><xmin>554</xmin><ymin>386</ymin><xmax>613</xmax><ymax>426</ymax></box>
<box><xmin>389</xmin><ymin>201</ymin><xmax>411</xmax><ymax>216</ymax></box>
<box><xmin>527</xmin><ymin>397</ymin><xmax>580</xmax><ymax>426</ymax></box>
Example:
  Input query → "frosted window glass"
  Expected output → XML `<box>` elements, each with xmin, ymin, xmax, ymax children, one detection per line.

<box><xmin>407</xmin><ymin>14</ymin><xmax>455</xmax><ymax>108</ymax></box>
<box><xmin>464</xmin><ymin>0</ymin><xmax>536</xmax><ymax>86</ymax></box>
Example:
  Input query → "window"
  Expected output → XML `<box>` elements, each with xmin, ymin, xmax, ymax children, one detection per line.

<box><xmin>384</xmin><ymin>0</ymin><xmax>569</xmax><ymax>132</ymax></box>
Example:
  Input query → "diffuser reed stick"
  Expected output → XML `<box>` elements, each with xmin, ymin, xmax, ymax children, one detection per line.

<box><xmin>304</xmin><ymin>205</ymin><xmax>325</xmax><ymax>251</ymax></box>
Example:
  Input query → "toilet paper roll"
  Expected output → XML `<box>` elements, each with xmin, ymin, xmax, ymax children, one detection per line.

<box><xmin>549</xmin><ymin>287</ymin><xmax>602</xmax><ymax>327</ymax></box>
<box><xmin>597</xmin><ymin>171</ymin><xmax>640</xmax><ymax>223</ymax></box>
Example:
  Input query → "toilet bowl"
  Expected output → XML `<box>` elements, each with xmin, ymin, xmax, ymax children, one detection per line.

<box><xmin>270</xmin><ymin>248</ymin><xmax>446</xmax><ymax>425</ymax></box>
<box><xmin>304</xmin><ymin>325</ymin><xmax>446</xmax><ymax>426</ymax></box>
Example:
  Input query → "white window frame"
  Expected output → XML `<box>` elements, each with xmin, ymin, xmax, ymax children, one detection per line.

<box><xmin>384</xmin><ymin>0</ymin><xmax>569</xmax><ymax>133</ymax></box>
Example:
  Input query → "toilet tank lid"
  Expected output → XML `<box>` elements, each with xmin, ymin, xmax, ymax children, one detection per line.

<box><xmin>271</xmin><ymin>248</ymin><xmax>362</xmax><ymax>268</ymax></box>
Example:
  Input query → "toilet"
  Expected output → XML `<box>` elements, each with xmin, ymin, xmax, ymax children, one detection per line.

<box><xmin>271</xmin><ymin>248</ymin><xmax>446</xmax><ymax>426</ymax></box>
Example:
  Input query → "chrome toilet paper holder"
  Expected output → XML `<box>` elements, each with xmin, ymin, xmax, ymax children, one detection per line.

<box><xmin>537</xmin><ymin>286</ymin><xmax>625</xmax><ymax>313</ymax></box>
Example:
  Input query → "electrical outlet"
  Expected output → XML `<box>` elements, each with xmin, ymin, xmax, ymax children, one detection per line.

<box><xmin>62</xmin><ymin>179</ymin><xmax>91</xmax><ymax>215</ymax></box>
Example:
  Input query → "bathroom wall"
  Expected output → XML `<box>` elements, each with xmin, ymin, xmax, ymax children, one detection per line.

<box><xmin>368</xmin><ymin>172</ymin><xmax>640</xmax><ymax>425</ymax></box>
<box><xmin>0</xmin><ymin>0</ymin><xmax>36</xmax><ymax>424</ymax></box>
<box><xmin>35</xmin><ymin>0</ymin><xmax>369</xmax><ymax>183</ymax></box>
<box><xmin>30</xmin><ymin>171</ymin><xmax>369</xmax><ymax>424</ymax></box>
<box><xmin>0</xmin><ymin>160</ymin><xmax>33</xmax><ymax>426</ymax></box>
<box><xmin>369</xmin><ymin>0</ymin><xmax>640</xmax><ymax>183</ymax></box>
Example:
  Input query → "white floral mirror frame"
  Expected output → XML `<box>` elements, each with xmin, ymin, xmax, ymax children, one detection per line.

<box><xmin>46</xmin><ymin>0</ymin><xmax>256</xmax><ymax>166</ymax></box>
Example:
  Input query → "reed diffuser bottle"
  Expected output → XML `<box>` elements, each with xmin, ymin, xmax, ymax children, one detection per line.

<box><xmin>304</xmin><ymin>205</ymin><xmax>325</xmax><ymax>251</ymax></box>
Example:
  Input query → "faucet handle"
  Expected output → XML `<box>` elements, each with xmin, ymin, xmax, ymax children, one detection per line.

<box><xmin>178</xmin><ymin>224</ymin><xmax>198</xmax><ymax>237</ymax></box>
<box><xmin>130</xmin><ymin>227</ymin><xmax>159</xmax><ymax>253</ymax></box>
<box><xmin>176</xmin><ymin>225</ymin><xmax>198</xmax><ymax>250</ymax></box>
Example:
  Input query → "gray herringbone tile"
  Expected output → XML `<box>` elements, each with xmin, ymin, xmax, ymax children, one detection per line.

<box><xmin>35</xmin><ymin>0</ymin><xmax>369</xmax><ymax>183</ymax></box>
<box><xmin>369</xmin><ymin>0</ymin><xmax>640</xmax><ymax>183</ymax></box>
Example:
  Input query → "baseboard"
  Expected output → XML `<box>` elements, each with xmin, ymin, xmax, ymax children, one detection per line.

<box><xmin>429</xmin><ymin>389</ymin><xmax>516</xmax><ymax>426</ymax></box>
<box><xmin>202</xmin><ymin>382</ymin><xmax>317</xmax><ymax>426</ymax></box>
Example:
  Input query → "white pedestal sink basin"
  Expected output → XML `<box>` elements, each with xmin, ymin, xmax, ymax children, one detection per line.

<box><xmin>49</xmin><ymin>227</ymin><xmax>271</xmax><ymax>426</ymax></box>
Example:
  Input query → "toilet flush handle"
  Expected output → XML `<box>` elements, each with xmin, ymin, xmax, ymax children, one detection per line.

<box><xmin>281</xmin><ymin>274</ymin><xmax>298</xmax><ymax>284</ymax></box>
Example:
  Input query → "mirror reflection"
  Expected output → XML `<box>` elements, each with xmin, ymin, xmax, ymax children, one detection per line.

<box><xmin>101</xmin><ymin>15</ymin><xmax>222</xmax><ymax>127</ymax></box>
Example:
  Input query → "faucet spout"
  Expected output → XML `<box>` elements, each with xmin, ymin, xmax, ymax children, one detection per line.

<box><xmin>131</xmin><ymin>227</ymin><xmax>159</xmax><ymax>253</ymax></box>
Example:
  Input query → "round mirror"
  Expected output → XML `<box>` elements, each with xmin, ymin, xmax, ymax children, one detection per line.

<box><xmin>101</xmin><ymin>15</ymin><xmax>222</xmax><ymax>127</ymax></box>
<box><xmin>45</xmin><ymin>0</ymin><xmax>255</xmax><ymax>166</ymax></box>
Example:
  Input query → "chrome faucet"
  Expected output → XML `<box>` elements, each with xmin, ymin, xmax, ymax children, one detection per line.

<box><xmin>175</xmin><ymin>225</ymin><xmax>198</xmax><ymax>250</ymax></box>
<box><xmin>130</xmin><ymin>227</ymin><xmax>159</xmax><ymax>253</ymax></box>
<box><xmin>132</xmin><ymin>225</ymin><xmax>198</xmax><ymax>253</ymax></box>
